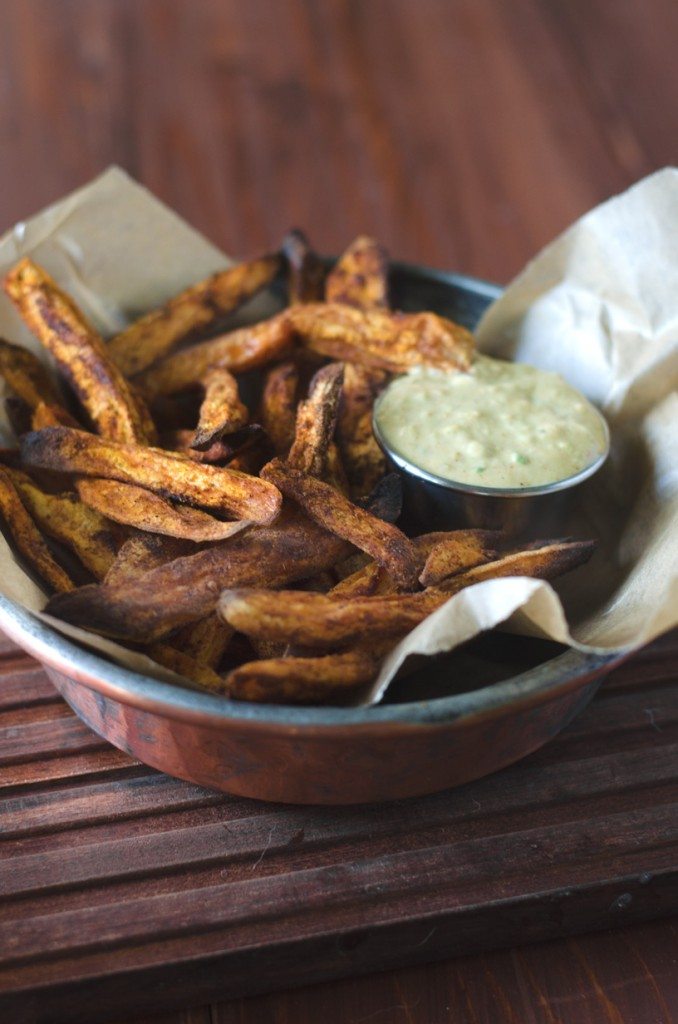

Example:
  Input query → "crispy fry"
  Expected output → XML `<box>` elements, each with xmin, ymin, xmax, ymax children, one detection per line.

<box><xmin>0</xmin><ymin>466</ymin><xmax>74</xmax><ymax>592</ymax></box>
<box><xmin>262</xmin><ymin>458</ymin><xmax>418</xmax><ymax>588</ymax></box>
<box><xmin>21</xmin><ymin>427</ymin><xmax>282</xmax><ymax>524</ymax></box>
<box><xmin>260</xmin><ymin>361</ymin><xmax>299</xmax><ymax>455</ymax></box>
<box><xmin>104</xmin><ymin>534</ymin><xmax>193</xmax><ymax>587</ymax></box>
<box><xmin>0</xmin><ymin>337</ymin><xmax>64</xmax><ymax>409</ymax></box>
<box><xmin>46</xmin><ymin>507</ymin><xmax>351</xmax><ymax>641</ymax></box>
<box><xmin>288</xmin><ymin>303</ymin><xmax>474</xmax><ymax>373</ymax></box>
<box><xmin>220</xmin><ymin>540</ymin><xmax>596</xmax><ymax>649</ymax></box>
<box><xmin>282</xmin><ymin>230</ymin><xmax>325</xmax><ymax>304</ymax></box>
<box><xmin>172</xmin><ymin>613</ymin><xmax>234</xmax><ymax>669</ymax></box>
<box><xmin>329</xmin><ymin>560</ymin><xmax>394</xmax><ymax>598</ymax></box>
<box><xmin>147</xmin><ymin>644</ymin><xmax>224</xmax><ymax>691</ymax></box>
<box><xmin>136</xmin><ymin>312</ymin><xmax>294</xmax><ymax>398</ymax></box>
<box><xmin>225</xmin><ymin>647</ymin><xmax>388</xmax><ymax>703</ymax></box>
<box><xmin>358</xmin><ymin>472</ymin><xmax>402</xmax><ymax>523</ymax></box>
<box><xmin>8</xmin><ymin>472</ymin><xmax>120</xmax><ymax>580</ymax></box>
<box><xmin>337</xmin><ymin>363</ymin><xmax>389</xmax><ymax>497</ymax></box>
<box><xmin>419</xmin><ymin>530</ymin><xmax>501</xmax><ymax>587</ymax></box>
<box><xmin>5</xmin><ymin>396</ymin><xmax>32</xmax><ymax>437</ymax></box>
<box><xmin>76</xmin><ymin>478</ymin><xmax>253</xmax><ymax>543</ymax></box>
<box><xmin>325</xmin><ymin>236</ymin><xmax>389</xmax><ymax>309</ymax></box>
<box><xmin>287</xmin><ymin>363</ymin><xmax>344</xmax><ymax>477</ymax></box>
<box><xmin>31</xmin><ymin>401</ymin><xmax>79</xmax><ymax>430</ymax></box>
<box><xmin>163</xmin><ymin>428</ymin><xmax>254</xmax><ymax>464</ymax></box>
<box><xmin>5</xmin><ymin>259</ymin><xmax>154</xmax><ymax>443</ymax></box>
<box><xmin>191</xmin><ymin>367</ymin><xmax>249</xmax><ymax>449</ymax></box>
<box><xmin>108</xmin><ymin>254</ymin><xmax>282</xmax><ymax>376</ymax></box>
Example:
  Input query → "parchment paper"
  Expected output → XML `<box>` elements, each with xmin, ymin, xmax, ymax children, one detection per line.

<box><xmin>0</xmin><ymin>166</ymin><xmax>674</xmax><ymax>703</ymax></box>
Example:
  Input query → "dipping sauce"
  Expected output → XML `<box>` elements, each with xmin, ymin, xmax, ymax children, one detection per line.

<box><xmin>374</xmin><ymin>356</ymin><xmax>608</xmax><ymax>489</ymax></box>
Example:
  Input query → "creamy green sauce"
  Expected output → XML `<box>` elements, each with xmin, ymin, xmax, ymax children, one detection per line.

<box><xmin>375</xmin><ymin>356</ymin><xmax>608</xmax><ymax>489</ymax></box>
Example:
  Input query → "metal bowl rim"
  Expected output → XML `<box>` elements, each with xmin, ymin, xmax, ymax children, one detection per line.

<box><xmin>0</xmin><ymin>263</ymin><xmax>620</xmax><ymax>729</ymax></box>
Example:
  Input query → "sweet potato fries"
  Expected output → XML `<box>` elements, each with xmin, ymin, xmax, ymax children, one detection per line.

<box><xmin>0</xmin><ymin>236</ymin><xmax>596</xmax><ymax>704</ymax></box>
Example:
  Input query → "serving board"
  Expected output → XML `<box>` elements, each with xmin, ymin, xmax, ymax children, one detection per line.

<box><xmin>0</xmin><ymin>630</ymin><xmax>677</xmax><ymax>1024</ymax></box>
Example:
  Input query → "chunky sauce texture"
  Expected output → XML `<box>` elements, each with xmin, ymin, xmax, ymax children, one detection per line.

<box><xmin>375</xmin><ymin>356</ymin><xmax>608</xmax><ymax>488</ymax></box>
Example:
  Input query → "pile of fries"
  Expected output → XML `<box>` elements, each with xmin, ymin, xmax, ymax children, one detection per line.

<box><xmin>0</xmin><ymin>235</ymin><xmax>594</xmax><ymax>703</ymax></box>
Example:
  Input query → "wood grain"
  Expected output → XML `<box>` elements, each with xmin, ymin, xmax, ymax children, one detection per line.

<box><xmin>0</xmin><ymin>634</ymin><xmax>676</xmax><ymax>1023</ymax></box>
<box><xmin>0</xmin><ymin>1</ymin><xmax>676</xmax><ymax>1021</ymax></box>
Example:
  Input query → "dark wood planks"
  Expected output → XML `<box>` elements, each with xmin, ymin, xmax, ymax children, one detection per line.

<box><xmin>0</xmin><ymin>635</ymin><xmax>676</xmax><ymax>1023</ymax></box>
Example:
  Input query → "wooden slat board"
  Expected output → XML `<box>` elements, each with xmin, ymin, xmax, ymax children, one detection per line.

<box><xmin>0</xmin><ymin>632</ymin><xmax>676</xmax><ymax>1024</ymax></box>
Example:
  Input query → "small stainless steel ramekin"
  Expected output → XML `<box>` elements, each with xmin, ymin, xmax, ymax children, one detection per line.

<box><xmin>372</xmin><ymin>391</ymin><xmax>610</xmax><ymax>538</ymax></box>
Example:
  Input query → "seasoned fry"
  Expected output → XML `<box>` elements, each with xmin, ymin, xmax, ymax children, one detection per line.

<box><xmin>46</xmin><ymin>507</ymin><xmax>352</xmax><ymax>641</ymax></box>
<box><xmin>0</xmin><ymin>337</ymin><xmax>64</xmax><ymax>409</ymax></box>
<box><xmin>5</xmin><ymin>259</ymin><xmax>154</xmax><ymax>443</ymax></box>
<box><xmin>287</xmin><ymin>363</ymin><xmax>344</xmax><ymax>477</ymax></box>
<box><xmin>9</xmin><ymin>472</ymin><xmax>120</xmax><ymax>580</ymax></box>
<box><xmin>136</xmin><ymin>312</ymin><xmax>294</xmax><ymax>398</ymax></box>
<box><xmin>147</xmin><ymin>644</ymin><xmax>224</xmax><ymax>691</ymax></box>
<box><xmin>76</xmin><ymin>478</ymin><xmax>253</xmax><ymax>543</ymax></box>
<box><xmin>419</xmin><ymin>530</ymin><xmax>501</xmax><ymax>587</ymax></box>
<box><xmin>108</xmin><ymin>254</ymin><xmax>282</xmax><ymax>376</ymax></box>
<box><xmin>262</xmin><ymin>458</ymin><xmax>418</xmax><ymax>588</ymax></box>
<box><xmin>220</xmin><ymin>540</ymin><xmax>596</xmax><ymax>649</ymax></box>
<box><xmin>172</xmin><ymin>613</ymin><xmax>234</xmax><ymax>669</ymax></box>
<box><xmin>337</xmin><ymin>363</ymin><xmax>389</xmax><ymax>497</ymax></box>
<box><xmin>325</xmin><ymin>236</ymin><xmax>389</xmax><ymax>309</ymax></box>
<box><xmin>21</xmin><ymin>427</ymin><xmax>282</xmax><ymax>524</ymax></box>
<box><xmin>104</xmin><ymin>534</ymin><xmax>193</xmax><ymax>586</ymax></box>
<box><xmin>0</xmin><ymin>466</ymin><xmax>74</xmax><ymax>592</ymax></box>
<box><xmin>31</xmin><ymin>401</ymin><xmax>79</xmax><ymax>430</ymax></box>
<box><xmin>192</xmin><ymin>367</ymin><xmax>249</xmax><ymax>450</ymax></box>
<box><xmin>288</xmin><ymin>303</ymin><xmax>474</xmax><ymax>373</ymax></box>
<box><xmin>5</xmin><ymin>396</ymin><xmax>32</xmax><ymax>437</ymax></box>
<box><xmin>282</xmin><ymin>230</ymin><xmax>325</xmax><ymax>304</ymax></box>
<box><xmin>225</xmin><ymin>646</ymin><xmax>388</xmax><ymax>704</ymax></box>
<box><xmin>260</xmin><ymin>361</ymin><xmax>298</xmax><ymax>455</ymax></box>
<box><xmin>358</xmin><ymin>472</ymin><xmax>402</xmax><ymax>524</ymax></box>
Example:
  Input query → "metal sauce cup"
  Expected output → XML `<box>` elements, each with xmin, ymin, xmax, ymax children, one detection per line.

<box><xmin>372</xmin><ymin>388</ymin><xmax>610</xmax><ymax>539</ymax></box>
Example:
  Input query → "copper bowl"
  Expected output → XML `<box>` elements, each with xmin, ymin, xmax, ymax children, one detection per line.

<box><xmin>0</xmin><ymin>265</ymin><xmax>619</xmax><ymax>805</ymax></box>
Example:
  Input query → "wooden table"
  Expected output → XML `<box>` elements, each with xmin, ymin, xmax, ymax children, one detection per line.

<box><xmin>0</xmin><ymin>1</ymin><xmax>676</xmax><ymax>1021</ymax></box>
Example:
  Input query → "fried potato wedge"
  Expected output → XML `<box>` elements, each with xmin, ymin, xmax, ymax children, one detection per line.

<box><xmin>31</xmin><ymin>401</ymin><xmax>79</xmax><ymax>430</ymax></box>
<box><xmin>419</xmin><ymin>530</ymin><xmax>502</xmax><ymax>587</ymax></box>
<box><xmin>5</xmin><ymin>259</ymin><xmax>154</xmax><ymax>443</ymax></box>
<box><xmin>282</xmin><ymin>230</ymin><xmax>325</xmax><ymax>304</ymax></box>
<box><xmin>220</xmin><ymin>540</ymin><xmax>595</xmax><ymax>649</ymax></box>
<box><xmin>262</xmin><ymin>458</ymin><xmax>418</xmax><ymax>588</ymax></box>
<box><xmin>147</xmin><ymin>644</ymin><xmax>224</xmax><ymax>691</ymax></box>
<box><xmin>136</xmin><ymin>312</ymin><xmax>294</xmax><ymax>398</ymax></box>
<box><xmin>225</xmin><ymin>647</ymin><xmax>388</xmax><ymax>703</ymax></box>
<box><xmin>287</xmin><ymin>362</ymin><xmax>344</xmax><ymax>477</ymax></box>
<box><xmin>0</xmin><ymin>466</ymin><xmax>74</xmax><ymax>592</ymax></box>
<box><xmin>108</xmin><ymin>254</ymin><xmax>282</xmax><ymax>376</ymax></box>
<box><xmin>191</xmin><ymin>367</ymin><xmax>249</xmax><ymax>450</ymax></box>
<box><xmin>288</xmin><ymin>303</ymin><xmax>474</xmax><ymax>373</ymax></box>
<box><xmin>47</xmin><ymin>507</ymin><xmax>351</xmax><ymax>641</ymax></box>
<box><xmin>5</xmin><ymin>396</ymin><xmax>33</xmax><ymax>438</ymax></box>
<box><xmin>21</xmin><ymin>427</ymin><xmax>282</xmax><ymax>524</ymax></box>
<box><xmin>76</xmin><ymin>478</ymin><xmax>253</xmax><ymax>543</ymax></box>
<box><xmin>0</xmin><ymin>337</ymin><xmax>72</xmax><ymax>413</ymax></box>
<box><xmin>104</xmin><ymin>534</ymin><xmax>194</xmax><ymax>587</ymax></box>
<box><xmin>172</xmin><ymin>613</ymin><xmax>234</xmax><ymax>669</ymax></box>
<box><xmin>260</xmin><ymin>361</ymin><xmax>299</xmax><ymax>455</ymax></box>
<box><xmin>325</xmin><ymin>236</ymin><xmax>389</xmax><ymax>309</ymax></box>
<box><xmin>9</xmin><ymin>473</ymin><xmax>119</xmax><ymax>580</ymax></box>
<box><xmin>337</xmin><ymin>364</ymin><xmax>389</xmax><ymax>497</ymax></box>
